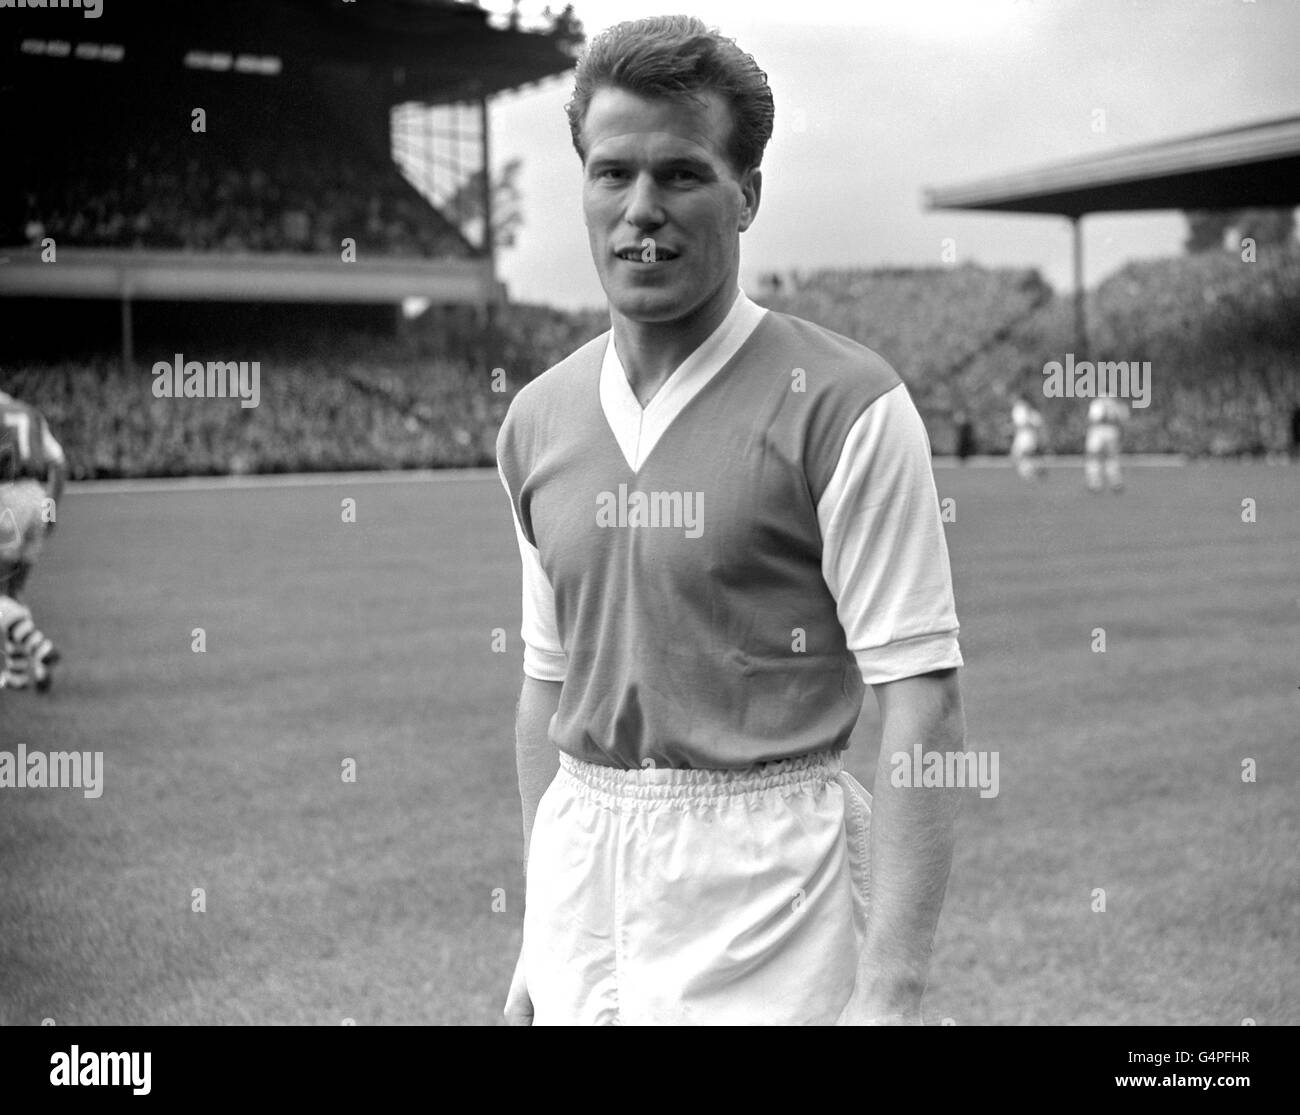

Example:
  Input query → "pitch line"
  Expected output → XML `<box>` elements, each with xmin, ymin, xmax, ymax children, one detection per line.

<box><xmin>63</xmin><ymin>455</ymin><xmax>1193</xmax><ymax>494</ymax></box>
<box><xmin>66</xmin><ymin>467</ymin><xmax>500</xmax><ymax>495</ymax></box>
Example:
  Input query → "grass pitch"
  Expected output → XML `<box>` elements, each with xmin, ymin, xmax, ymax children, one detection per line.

<box><xmin>1</xmin><ymin>462</ymin><xmax>1296</xmax><ymax>1025</ymax></box>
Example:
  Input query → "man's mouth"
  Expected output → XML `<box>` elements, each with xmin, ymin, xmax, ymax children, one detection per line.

<box><xmin>615</xmin><ymin>247</ymin><xmax>680</xmax><ymax>263</ymax></box>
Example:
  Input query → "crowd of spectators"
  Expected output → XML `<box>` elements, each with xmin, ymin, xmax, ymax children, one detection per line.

<box><xmin>5</xmin><ymin>351</ymin><xmax>501</xmax><ymax>479</ymax></box>
<box><xmin>3</xmin><ymin>250</ymin><xmax>1296</xmax><ymax>478</ymax></box>
<box><xmin>7</xmin><ymin>131</ymin><xmax>474</xmax><ymax>259</ymax></box>
<box><xmin>1</xmin><ymin>306</ymin><xmax>608</xmax><ymax>479</ymax></box>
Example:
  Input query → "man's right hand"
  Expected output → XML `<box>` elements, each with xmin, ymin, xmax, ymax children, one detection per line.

<box><xmin>504</xmin><ymin>946</ymin><xmax>533</xmax><ymax>1026</ymax></box>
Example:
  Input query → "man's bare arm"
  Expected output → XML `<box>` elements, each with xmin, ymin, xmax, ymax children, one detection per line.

<box><xmin>504</xmin><ymin>674</ymin><xmax>561</xmax><ymax>1025</ymax></box>
<box><xmin>516</xmin><ymin>674</ymin><xmax>562</xmax><ymax>865</ymax></box>
<box><xmin>839</xmin><ymin>667</ymin><xmax>965</xmax><ymax>1024</ymax></box>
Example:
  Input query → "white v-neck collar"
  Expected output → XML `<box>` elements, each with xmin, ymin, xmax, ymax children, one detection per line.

<box><xmin>599</xmin><ymin>288</ymin><xmax>768</xmax><ymax>473</ymax></box>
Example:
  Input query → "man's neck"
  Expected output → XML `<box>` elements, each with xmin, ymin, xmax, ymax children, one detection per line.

<box><xmin>610</xmin><ymin>284</ymin><xmax>738</xmax><ymax>408</ymax></box>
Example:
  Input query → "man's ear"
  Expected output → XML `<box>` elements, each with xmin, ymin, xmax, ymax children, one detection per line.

<box><xmin>579</xmin><ymin>153</ymin><xmax>593</xmax><ymax>227</ymax></box>
<box><xmin>738</xmin><ymin>167</ymin><xmax>762</xmax><ymax>232</ymax></box>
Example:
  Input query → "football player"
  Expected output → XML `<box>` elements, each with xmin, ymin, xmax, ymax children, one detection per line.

<box><xmin>0</xmin><ymin>388</ymin><xmax>66</xmax><ymax>692</ymax></box>
<box><xmin>1085</xmin><ymin>392</ymin><xmax>1128</xmax><ymax>492</ymax></box>
<box><xmin>497</xmin><ymin>16</ymin><xmax>965</xmax><ymax>1026</ymax></box>
<box><xmin>1010</xmin><ymin>394</ymin><xmax>1046</xmax><ymax>480</ymax></box>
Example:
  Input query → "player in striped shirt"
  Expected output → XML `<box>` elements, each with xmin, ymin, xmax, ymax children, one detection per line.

<box><xmin>497</xmin><ymin>16</ymin><xmax>966</xmax><ymax>1025</ymax></box>
<box><xmin>0</xmin><ymin>389</ymin><xmax>65</xmax><ymax>692</ymax></box>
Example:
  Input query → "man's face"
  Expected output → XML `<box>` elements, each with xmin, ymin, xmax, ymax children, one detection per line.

<box><xmin>580</xmin><ymin>86</ymin><xmax>760</xmax><ymax>324</ymax></box>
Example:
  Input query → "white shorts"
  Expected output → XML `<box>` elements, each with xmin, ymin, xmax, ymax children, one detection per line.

<box><xmin>1011</xmin><ymin>430</ymin><xmax>1038</xmax><ymax>457</ymax></box>
<box><xmin>0</xmin><ymin>480</ymin><xmax>48</xmax><ymax>568</ymax></box>
<box><xmin>1085</xmin><ymin>425</ymin><xmax>1120</xmax><ymax>457</ymax></box>
<box><xmin>523</xmin><ymin>749</ymin><xmax>872</xmax><ymax>1025</ymax></box>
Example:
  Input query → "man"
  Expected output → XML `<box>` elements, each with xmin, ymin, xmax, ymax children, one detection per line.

<box><xmin>953</xmin><ymin>409</ymin><xmax>976</xmax><ymax>463</ymax></box>
<box><xmin>0</xmin><ymin>388</ymin><xmax>65</xmax><ymax>692</ymax></box>
<box><xmin>1084</xmin><ymin>392</ymin><xmax>1128</xmax><ymax>492</ymax></box>
<box><xmin>1009</xmin><ymin>394</ymin><xmax>1045</xmax><ymax>480</ymax></box>
<box><xmin>496</xmin><ymin>15</ymin><xmax>965</xmax><ymax>1026</ymax></box>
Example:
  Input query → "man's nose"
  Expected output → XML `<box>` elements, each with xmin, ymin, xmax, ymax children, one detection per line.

<box><xmin>623</xmin><ymin>172</ymin><xmax>665</xmax><ymax>229</ymax></box>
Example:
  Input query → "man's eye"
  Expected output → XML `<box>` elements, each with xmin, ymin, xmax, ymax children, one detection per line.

<box><xmin>596</xmin><ymin>168</ymin><xmax>626</xmax><ymax>180</ymax></box>
<box><xmin>670</xmin><ymin>170</ymin><xmax>700</xmax><ymax>182</ymax></box>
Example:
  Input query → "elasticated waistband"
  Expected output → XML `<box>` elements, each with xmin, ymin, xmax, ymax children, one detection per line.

<box><xmin>556</xmin><ymin>749</ymin><xmax>843</xmax><ymax>809</ymax></box>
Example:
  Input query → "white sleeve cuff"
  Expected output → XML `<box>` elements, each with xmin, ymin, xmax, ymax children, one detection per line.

<box><xmin>523</xmin><ymin>646</ymin><xmax>568</xmax><ymax>683</ymax></box>
<box><xmin>852</xmin><ymin>631</ymin><xmax>963</xmax><ymax>686</ymax></box>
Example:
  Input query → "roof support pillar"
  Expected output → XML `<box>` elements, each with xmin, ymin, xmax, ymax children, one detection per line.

<box><xmin>1071</xmin><ymin>214</ymin><xmax>1087</xmax><ymax>358</ymax></box>
<box><xmin>120</xmin><ymin>286</ymin><xmax>134</xmax><ymax>372</ymax></box>
<box><xmin>480</xmin><ymin>95</ymin><xmax>495</xmax><ymax>282</ymax></box>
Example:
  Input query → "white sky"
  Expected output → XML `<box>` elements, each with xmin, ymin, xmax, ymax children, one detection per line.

<box><xmin>481</xmin><ymin>0</ymin><xmax>1300</xmax><ymax>309</ymax></box>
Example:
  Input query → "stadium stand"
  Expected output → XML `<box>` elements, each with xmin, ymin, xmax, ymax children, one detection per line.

<box><xmin>5</xmin><ymin>249</ymin><xmax>1297</xmax><ymax>478</ymax></box>
<box><xmin>7</xmin><ymin>123</ymin><xmax>476</xmax><ymax>259</ymax></box>
<box><xmin>3</xmin><ymin>9</ymin><xmax>1294</xmax><ymax>480</ymax></box>
<box><xmin>0</xmin><ymin>0</ymin><xmax>581</xmax><ymax>368</ymax></box>
<box><xmin>2</xmin><ymin>304</ymin><xmax>611</xmax><ymax>479</ymax></box>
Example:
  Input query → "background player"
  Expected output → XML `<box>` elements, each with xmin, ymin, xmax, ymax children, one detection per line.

<box><xmin>1085</xmin><ymin>392</ymin><xmax>1129</xmax><ymax>492</ymax></box>
<box><xmin>0</xmin><ymin>388</ymin><xmax>65</xmax><ymax>692</ymax></box>
<box><xmin>1009</xmin><ymin>394</ymin><xmax>1046</xmax><ymax>480</ymax></box>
